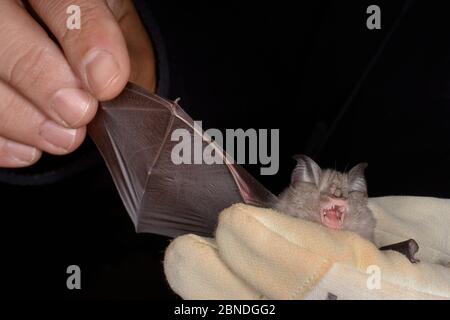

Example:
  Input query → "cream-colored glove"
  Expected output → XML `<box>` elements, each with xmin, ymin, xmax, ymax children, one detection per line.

<box><xmin>164</xmin><ymin>197</ymin><xmax>450</xmax><ymax>300</ymax></box>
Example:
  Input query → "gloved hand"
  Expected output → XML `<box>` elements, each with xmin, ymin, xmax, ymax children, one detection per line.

<box><xmin>164</xmin><ymin>197</ymin><xmax>450</xmax><ymax>300</ymax></box>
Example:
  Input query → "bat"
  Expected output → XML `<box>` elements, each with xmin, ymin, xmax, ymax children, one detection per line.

<box><xmin>88</xmin><ymin>82</ymin><xmax>277</xmax><ymax>238</ymax></box>
<box><xmin>275</xmin><ymin>155</ymin><xmax>376</xmax><ymax>240</ymax></box>
<box><xmin>275</xmin><ymin>155</ymin><xmax>420</xmax><ymax>263</ymax></box>
<box><xmin>88</xmin><ymin>83</ymin><xmax>418</xmax><ymax>263</ymax></box>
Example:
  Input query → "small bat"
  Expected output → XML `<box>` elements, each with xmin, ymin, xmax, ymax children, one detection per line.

<box><xmin>88</xmin><ymin>83</ymin><xmax>418</xmax><ymax>263</ymax></box>
<box><xmin>275</xmin><ymin>155</ymin><xmax>420</xmax><ymax>263</ymax></box>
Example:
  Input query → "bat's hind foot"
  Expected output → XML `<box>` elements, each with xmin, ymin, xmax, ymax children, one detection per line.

<box><xmin>380</xmin><ymin>239</ymin><xmax>420</xmax><ymax>264</ymax></box>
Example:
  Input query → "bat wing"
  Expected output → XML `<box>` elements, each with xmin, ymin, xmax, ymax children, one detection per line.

<box><xmin>88</xmin><ymin>83</ymin><xmax>276</xmax><ymax>238</ymax></box>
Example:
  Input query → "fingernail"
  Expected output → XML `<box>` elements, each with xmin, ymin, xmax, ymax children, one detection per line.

<box><xmin>40</xmin><ymin>121</ymin><xmax>77</xmax><ymax>151</ymax></box>
<box><xmin>51</xmin><ymin>88</ymin><xmax>95</xmax><ymax>127</ymax></box>
<box><xmin>83</xmin><ymin>49</ymin><xmax>120</xmax><ymax>96</ymax></box>
<box><xmin>5</xmin><ymin>141</ymin><xmax>38</xmax><ymax>164</ymax></box>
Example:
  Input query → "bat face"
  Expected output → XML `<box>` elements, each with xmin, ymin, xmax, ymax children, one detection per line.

<box><xmin>275</xmin><ymin>155</ymin><xmax>375</xmax><ymax>240</ymax></box>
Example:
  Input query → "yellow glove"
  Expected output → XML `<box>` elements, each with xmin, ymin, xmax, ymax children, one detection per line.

<box><xmin>164</xmin><ymin>197</ymin><xmax>450</xmax><ymax>300</ymax></box>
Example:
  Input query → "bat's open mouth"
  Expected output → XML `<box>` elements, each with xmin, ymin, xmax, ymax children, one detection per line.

<box><xmin>320</xmin><ymin>197</ymin><xmax>347</xmax><ymax>230</ymax></box>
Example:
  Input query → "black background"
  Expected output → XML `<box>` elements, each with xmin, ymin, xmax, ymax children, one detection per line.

<box><xmin>0</xmin><ymin>0</ymin><xmax>449</xmax><ymax>300</ymax></box>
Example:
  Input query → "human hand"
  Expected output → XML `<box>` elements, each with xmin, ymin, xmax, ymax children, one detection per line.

<box><xmin>0</xmin><ymin>0</ymin><xmax>155</xmax><ymax>167</ymax></box>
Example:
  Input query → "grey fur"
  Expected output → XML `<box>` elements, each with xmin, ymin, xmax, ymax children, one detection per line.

<box><xmin>275</xmin><ymin>155</ymin><xmax>376</xmax><ymax>241</ymax></box>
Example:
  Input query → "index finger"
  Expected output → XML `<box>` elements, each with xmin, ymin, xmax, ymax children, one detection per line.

<box><xmin>29</xmin><ymin>0</ymin><xmax>130</xmax><ymax>101</ymax></box>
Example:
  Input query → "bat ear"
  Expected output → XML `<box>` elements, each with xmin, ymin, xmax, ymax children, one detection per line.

<box><xmin>348</xmin><ymin>162</ymin><xmax>368</xmax><ymax>193</ymax></box>
<box><xmin>291</xmin><ymin>154</ymin><xmax>322</xmax><ymax>186</ymax></box>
